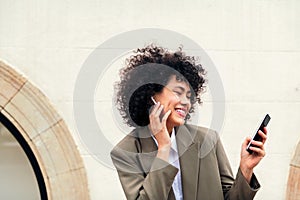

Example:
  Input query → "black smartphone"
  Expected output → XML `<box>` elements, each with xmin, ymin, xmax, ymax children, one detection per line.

<box><xmin>246</xmin><ymin>114</ymin><xmax>271</xmax><ymax>154</ymax></box>
<box><xmin>148</xmin><ymin>96</ymin><xmax>158</xmax><ymax>114</ymax></box>
<box><xmin>150</xmin><ymin>96</ymin><xmax>166</xmax><ymax>120</ymax></box>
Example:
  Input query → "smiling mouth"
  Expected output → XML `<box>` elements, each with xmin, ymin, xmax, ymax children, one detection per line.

<box><xmin>175</xmin><ymin>108</ymin><xmax>187</xmax><ymax>118</ymax></box>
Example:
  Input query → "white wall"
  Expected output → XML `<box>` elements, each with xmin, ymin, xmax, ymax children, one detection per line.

<box><xmin>1</xmin><ymin>0</ymin><xmax>299</xmax><ymax>199</ymax></box>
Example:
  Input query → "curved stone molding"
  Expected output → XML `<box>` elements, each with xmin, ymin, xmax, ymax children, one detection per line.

<box><xmin>286</xmin><ymin>141</ymin><xmax>300</xmax><ymax>200</ymax></box>
<box><xmin>0</xmin><ymin>60</ymin><xmax>89</xmax><ymax>199</ymax></box>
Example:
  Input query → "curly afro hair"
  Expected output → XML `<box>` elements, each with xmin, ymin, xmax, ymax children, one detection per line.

<box><xmin>115</xmin><ymin>44</ymin><xmax>206</xmax><ymax>127</ymax></box>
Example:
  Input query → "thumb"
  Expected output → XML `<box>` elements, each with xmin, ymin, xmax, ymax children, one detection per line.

<box><xmin>242</xmin><ymin>136</ymin><xmax>252</xmax><ymax>149</ymax></box>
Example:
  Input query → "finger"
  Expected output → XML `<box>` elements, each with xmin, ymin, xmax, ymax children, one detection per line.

<box><xmin>151</xmin><ymin>108</ymin><xmax>164</xmax><ymax>125</ymax></box>
<box><xmin>250</xmin><ymin>140</ymin><xmax>264</xmax><ymax>149</ymax></box>
<box><xmin>151</xmin><ymin>101</ymin><xmax>161</xmax><ymax>113</ymax></box>
<box><xmin>258</xmin><ymin>130</ymin><xmax>267</xmax><ymax>143</ymax></box>
<box><xmin>242</xmin><ymin>137</ymin><xmax>252</xmax><ymax>148</ymax></box>
<box><xmin>162</xmin><ymin>110</ymin><xmax>171</xmax><ymax>123</ymax></box>
<box><xmin>155</xmin><ymin>104</ymin><xmax>164</xmax><ymax>118</ymax></box>
<box><xmin>262</xmin><ymin>127</ymin><xmax>268</xmax><ymax>135</ymax></box>
<box><xmin>149</xmin><ymin>102</ymin><xmax>161</xmax><ymax>119</ymax></box>
<box><xmin>249</xmin><ymin>146</ymin><xmax>266</xmax><ymax>157</ymax></box>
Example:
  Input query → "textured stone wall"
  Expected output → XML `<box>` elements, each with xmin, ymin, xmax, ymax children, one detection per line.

<box><xmin>0</xmin><ymin>60</ymin><xmax>89</xmax><ymax>199</ymax></box>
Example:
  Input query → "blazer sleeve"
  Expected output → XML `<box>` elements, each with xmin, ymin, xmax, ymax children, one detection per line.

<box><xmin>215</xmin><ymin>136</ymin><xmax>261</xmax><ymax>200</ymax></box>
<box><xmin>110</xmin><ymin>144</ymin><xmax>178</xmax><ymax>200</ymax></box>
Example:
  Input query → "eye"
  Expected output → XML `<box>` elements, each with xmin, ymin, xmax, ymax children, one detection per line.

<box><xmin>173</xmin><ymin>90</ymin><xmax>182</xmax><ymax>96</ymax></box>
<box><xmin>186</xmin><ymin>92</ymin><xmax>192</xmax><ymax>100</ymax></box>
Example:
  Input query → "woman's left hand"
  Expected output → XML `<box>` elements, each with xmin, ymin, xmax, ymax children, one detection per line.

<box><xmin>239</xmin><ymin>127</ymin><xmax>267</xmax><ymax>183</ymax></box>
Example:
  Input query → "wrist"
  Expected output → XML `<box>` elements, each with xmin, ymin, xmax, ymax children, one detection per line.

<box><xmin>154</xmin><ymin>129</ymin><xmax>171</xmax><ymax>147</ymax></box>
<box><xmin>157</xmin><ymin>144</ymin><xmax>171</xmax><ymax>162</ymax></box>
<box><xmin>240</xmin><ymin>163</ymin><xmax>253</xmax><ymax>184</ymax></box>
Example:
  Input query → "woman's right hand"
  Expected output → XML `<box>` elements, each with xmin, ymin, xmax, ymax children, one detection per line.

<box><xmin>149</xmin><ymin>102</ymin><xmax>172</xmax><ymax>161</ymax></box>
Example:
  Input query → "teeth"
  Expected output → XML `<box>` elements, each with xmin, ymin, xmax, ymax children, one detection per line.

<box><xmin>176</xmin><ymin>109</ymin><xmax>186</xmax><ymax>115</ymax></box>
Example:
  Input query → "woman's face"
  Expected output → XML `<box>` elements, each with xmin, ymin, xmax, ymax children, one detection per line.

<box><xmin>153</xmin><ymin>75</ymin><xmax>192</xmax><ymax>129</ymax></box>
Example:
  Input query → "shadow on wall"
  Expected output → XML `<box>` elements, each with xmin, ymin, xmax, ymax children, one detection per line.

<box><xmin>286</xmin><ymin>141</ymin><xmax>300</xmax><ymax>200</ymax></box>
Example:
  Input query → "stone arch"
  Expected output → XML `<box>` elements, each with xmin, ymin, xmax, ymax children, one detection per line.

<box><xmin>286</xmin><ymin>141</ymin><xmax>300</xmax><ymax>200</ymax></box>
<box><xmin>0</xmin><ymin>60</ymin><xmax>89</xmax><ymax>199</ymax></box>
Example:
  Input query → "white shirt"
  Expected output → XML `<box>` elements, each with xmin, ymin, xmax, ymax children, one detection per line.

<box><xmin>151</xmin><ymin>129</ymin><xmax>183</xmax><ymax>200</ymax></box>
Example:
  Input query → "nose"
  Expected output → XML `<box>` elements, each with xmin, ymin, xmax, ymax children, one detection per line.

<box><xmin>179</xmin><ymin>95</ymin><xmax>190</xmax><ymax>106</ymax></box>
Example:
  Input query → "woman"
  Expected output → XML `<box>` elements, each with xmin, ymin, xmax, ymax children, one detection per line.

<box><xmin>111</xmin><ymin>45</ymin><xmax>267</xmax><ymax>200</ymax></box>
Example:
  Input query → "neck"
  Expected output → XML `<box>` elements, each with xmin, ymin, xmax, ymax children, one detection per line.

<box><xmin>166</xmin><ymin>123</ymin><xmax>174</xmax><ymax>136</ymax></box>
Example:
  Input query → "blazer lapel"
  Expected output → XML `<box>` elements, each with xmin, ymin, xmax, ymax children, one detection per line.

<box><xmin>137</xmin><ymin>126</ymin><xmax>176</xmax><ymax>200</ymax></box>
<box><xmin>176</xmin><ymin>125</ymin><xmax>200</xmax><ymax>200</ymax></box>
<box><xmin>138</xmin><ymin>126</ymin><xmax>157</xmax><ymax>153</ymax></box>
<box><xmin>136</xmin><ymin>126</ymin><xmax>158</xmax><ymax>173</ymax></box>
<box><xmin>136</xmin><ymin>125</ymin><xmax>201</xmax><ymax>200</ymax></box>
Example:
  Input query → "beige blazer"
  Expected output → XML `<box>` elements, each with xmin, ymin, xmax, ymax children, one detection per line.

<box><xmin>111</xmin><ymin>124</ymin><xmax>260</xmax><ymax>200</ymax></box>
